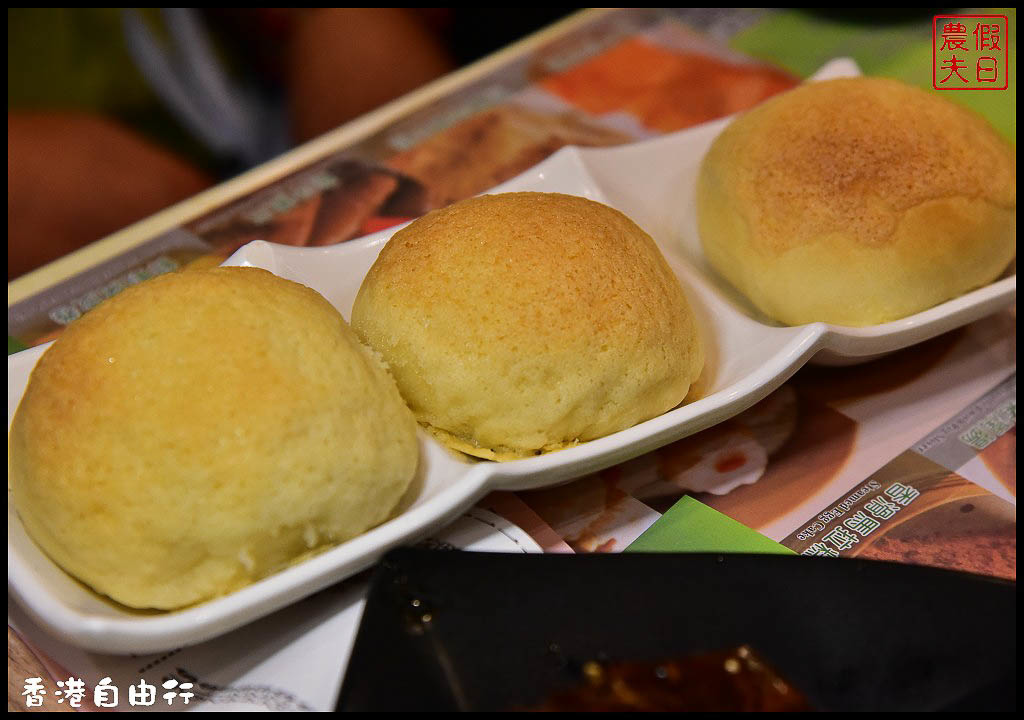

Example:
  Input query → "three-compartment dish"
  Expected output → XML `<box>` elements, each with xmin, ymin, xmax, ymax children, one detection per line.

<box><xmin>7</xmin><ymin>60</ymin><xmax>1016</xmax><ymax>652</ymax></box>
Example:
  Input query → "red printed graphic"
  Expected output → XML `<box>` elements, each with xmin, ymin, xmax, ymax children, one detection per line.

<box><xmin>933</xmin><ymin>15</ymin><xmax>1009</xmax><ymax>90</ymax></box>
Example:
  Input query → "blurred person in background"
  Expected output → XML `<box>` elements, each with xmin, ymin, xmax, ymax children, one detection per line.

<box><xmin>8</xmin><ymin>8</ymin><xmax>572</xmax><ymax>280</ymax></box>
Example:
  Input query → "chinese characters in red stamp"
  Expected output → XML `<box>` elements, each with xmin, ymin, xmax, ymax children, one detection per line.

<box><xmin>933</xmin><ymin>15</ymin><xmax>1009</xmax><ymax>90</ymax></box>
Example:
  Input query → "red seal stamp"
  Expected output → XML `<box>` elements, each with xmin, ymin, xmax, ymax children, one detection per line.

<box><xmin>933</xmin><ymin>15</ymin><xmax>1009</xmax><ymax>90</ymax></box>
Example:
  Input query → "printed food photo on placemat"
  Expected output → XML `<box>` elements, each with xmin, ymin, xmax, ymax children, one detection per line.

<box><xmin>537</xmin><ymin>30</ymin><xmax>797</xmax><ymax>132</ymax></box>
<box><xmin>186</xmin><ymin>159</ymin><xmax>429</xmax><ymax>255</ymax></box>
<box><xmin>783</xmin><ymin>451</ymin><xmax>1016</xmax><ymax>581</ymax></box>
<box><xmin>980</xmin><ymin>426</ymin><xmax>1016</xmax><ymax>498</ymax></box>
<box><xmin>687</xmin><ymin>387</ymin><xmax>856</xmax><ymax>529</ymax></box>
<box><xmin>385</xmin><ymin>104</ymin><xmax>630</xmax><ymax>209</ymax></box>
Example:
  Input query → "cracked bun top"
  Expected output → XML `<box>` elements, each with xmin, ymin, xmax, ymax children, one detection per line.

<box><xmin>697</xmin><ymin>77</ymin><xmax>1015</xmax><ymax>326</ymax></box>
<box><xmin>9</xmin><ymin>267</ymin><xmax>418</xmax><ymax>609</ymax></box>
<box><xmin>351</xmin><ymin>192</ymin><xmax>704</xmax><ymax>460</ymax></box>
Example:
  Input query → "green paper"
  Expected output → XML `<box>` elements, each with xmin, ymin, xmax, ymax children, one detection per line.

<box><xmin>626</xmin><ymin>496</ymin><xmax>794</xmax><ymax>555</ymax></box>
<box><xmin>8</xmin><ymin>336</ymin><xmax>29</xmax><ymax>355</ymax></box>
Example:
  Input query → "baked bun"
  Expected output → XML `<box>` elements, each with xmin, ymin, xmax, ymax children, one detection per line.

<box><xmin>697</xmin><ymin>77</ymin><xmax>1016</xmax><ymax>326</ymax></box>
<box><xmin>9</xmin><ymin>267</ymin><xmax>418</xmax><ymax>609</ymax></box>
<box><xmin>351</xmin><ymin>192</ymin><xmax>704</xmax><ymax>460</ymax></box>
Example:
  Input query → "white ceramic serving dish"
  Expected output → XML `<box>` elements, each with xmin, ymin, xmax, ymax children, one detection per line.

<box><xmin>7</xmin><ymin>59</ymin><xmax>1015</xmax><ymax>653</ymax></box>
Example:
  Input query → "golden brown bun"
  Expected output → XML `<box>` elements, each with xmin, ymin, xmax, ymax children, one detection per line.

<box><xmin>9</xmin><ymin>267</ymin><xmax>418</xmax><ymax>609</ymax></box>
<box><xmin>697</xmin><ymin>77</ymin><xmax>1016</xmax><ymax>326</ymax></box>
<box><xmin>351</xmin><ymin>192</ymin><xmax>704</xmax><ymax>460</ymax></box>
